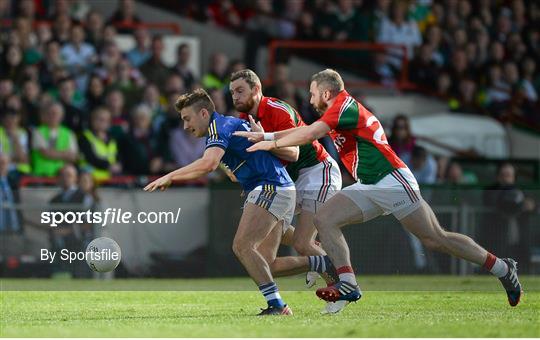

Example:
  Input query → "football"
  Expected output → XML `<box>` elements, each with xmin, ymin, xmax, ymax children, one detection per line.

<box><xmin>85</xmin><ymin>237</ymin><xmax>122</xmax><ymax>273</ymax></box>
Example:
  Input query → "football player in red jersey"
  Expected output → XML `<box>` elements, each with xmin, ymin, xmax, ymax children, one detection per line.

<box><xmin>236</xmin><ymin>69</ymin><xmax>522</xmax><ymax>311</ymax></box>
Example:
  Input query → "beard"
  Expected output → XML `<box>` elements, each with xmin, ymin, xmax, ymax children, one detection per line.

<box><xmin>234</xmin><ymin>96</ymin><xmax>256</xmax><ymax>113</ymax></box>
<box><xmin>313</xmin><ymin>100</ymin><xmax>328</xmax><ymax>115</ymax></box>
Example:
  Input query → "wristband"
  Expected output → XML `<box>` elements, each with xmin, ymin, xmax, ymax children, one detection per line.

<box><xmin>263</xmin><ymin>132</ymin><xmax>275</xmax><ymax>141</ymax></box>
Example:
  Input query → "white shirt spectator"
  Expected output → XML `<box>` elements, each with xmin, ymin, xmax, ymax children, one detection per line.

<box><xmin>377</xmin><ymin>17</ymin><xmax>422</xmax><ymax>69</ymax></box>
<box><xmin>61</xmin><ymin>42</ymin><xmax>96</xmax><ymax>90</ymax></box>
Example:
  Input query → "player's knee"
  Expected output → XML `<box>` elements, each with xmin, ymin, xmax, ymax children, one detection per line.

<box><xmin>313</xmin><ymin>213</ymin><xmax>330</xmax><ymax>231</ymax></box>
<box><xmin>232</xmin><ymin>239</ymin><xmax>252</xmax><ymax>258</ymax></box>
<box><xmin>292</xmin><ymin>238</ymin><xmax>314</xmax><ymax>255</ymax></box>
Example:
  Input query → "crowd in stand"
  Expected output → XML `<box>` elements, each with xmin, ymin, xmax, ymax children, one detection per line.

<box><xmin>0</xmin><ymin>0</ymin><xmax>212</xmax><ymax>182</ymax></box>
<box><xmin>184</xmin><ymin>0</ymin><xmax>540</xmax><ymax>126</ymax></box>
<box><xmin>0</xmin><ymin>0</ymin><xmax>538</xmax><ymax>184</ymax></box>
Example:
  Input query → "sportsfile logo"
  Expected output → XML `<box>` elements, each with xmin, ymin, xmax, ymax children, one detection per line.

<box><xmin>41</xmin><ymin>207</ymin><xmax>182</xmax><ymax>227</ymax></box>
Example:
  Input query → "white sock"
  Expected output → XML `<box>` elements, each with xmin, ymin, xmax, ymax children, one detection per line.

<box><xmin>491</xmin><ymin>258</ymin><xmax>509</xmax><ymax>278</ymax></box>
<box><xmin>338</xmin><ymin>273</ymin><xmax>357</xmax><ymax>285</ymax></box>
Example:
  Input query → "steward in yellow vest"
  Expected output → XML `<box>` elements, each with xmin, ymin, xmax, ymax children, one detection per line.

<box><xmin>31</xmin><ymin>103</ymin><xmax>78</xmax><ymax>177</ymax></box>
<box><xmin>79</xmin><ymin>108</ymin><xmax>121</xmax><ymax>181</ymax></box>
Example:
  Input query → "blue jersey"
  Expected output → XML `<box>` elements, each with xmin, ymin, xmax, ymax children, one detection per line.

<box><xmin>206</xmin><ymin>112</ymin><xmax>293</xmax><ymax>191</ymax></box>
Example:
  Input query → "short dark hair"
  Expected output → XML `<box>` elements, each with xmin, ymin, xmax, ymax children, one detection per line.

<box><xmin>311</xmin><ymin>69</ymin><xmax>344</xmax><ymax>96</ymax></box>
<box><xmin>230</xmin><ymin>69</ymin><xmax>262</xmax><ymax>89</ymax></box>
<box><xmin>175</xmin><ymin>88</ymin><xmax>215</xmax><ymax>113</ymax></box>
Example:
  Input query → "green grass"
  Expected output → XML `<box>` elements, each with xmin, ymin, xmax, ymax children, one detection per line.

<box><xmin>1</xmin><ymin>276</ymin><xmax>539</xmax><ymax>337</ymax></box>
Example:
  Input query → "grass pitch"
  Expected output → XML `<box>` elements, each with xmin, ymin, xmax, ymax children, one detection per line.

<box><xmin>1</xmin><ymin>276</ymin><xmax>539</xmax><ymax>337</ymax></box>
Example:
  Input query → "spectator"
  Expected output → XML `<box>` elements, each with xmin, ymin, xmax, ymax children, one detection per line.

<box><xmin>85</xmin><ymin>10</ymin><xmax>106</xmax><ymax>51</ymax></box>
<box><xmin>108</xmin><ymin>0</ymin><xmax>142</xmax><ymax>34</ymax></box>
<box><xmin>482</xmin><ymin>163</ymin><xmax>535</xmax><ymax>271</ymax></box>
<box><xmin>404</xmin><ymin>146</ymin><xmax>437</xmax><ymax>185</ymax></box>
<box><xmin>111</xmin><ymin>58</ymin><xmax>143</xmax><ymax>108</ymax></box>
<box><xmin>126</xmin><ymin>28</ymin><xmax>151</xmax><ymax>68</ymax></box>
<box><xmin>96</xmin><ymin>42</ymin><xmax>122</xmax><ymax>84</ymax></box>
<box><xmin>120</xmin><ymin>104</ymin><xmax>162</xmax><ymax>175</ymax></box>
<box><xmin>79</xmin><ymin>170</ymin><xmax>99</xmax><ymax>210</ymax></box>
<box><xmin>52</xmin><ymin>13</ymin><xmax>72</xmax><ymax>45</ymax></box>
<box><xmin>0</xmin><ymin>44</ymin><xmax>25</xmax><ymax>87</ymax></box>
<box><xmin>105</xmin><ymin>89</ymin><xmax>129</xmax><ymax>135</ymax></box>
<box><xmin>139</xmin><ymin>35</ymin><xmax>170</xmax><ymax>92</ymax></box>
<box><xmin>79</xmin><ymin>107</ymin><xmax>122</xmax><ymax>181</ymax></box>
<box><xmin>483</xmin><ymin>64</ymin><xmax>511</xmax><ymax>118</ymax></box>
<box><xmin>141</xmin><ymin>83</ymin><xmax>164</xmax><ymax>121</ymax></box>
<box><xmin>244</xmin><ymin>0</ymin><xmax>293</xmax><ymax>70</ymax></box>
<box><xmin>164</xmin><ymin>74</ymin><xmax>186</xmax><ymax>95</ymax></box>
<box><xmin>265</xmin><ymin>63</ymin><xmax>292</xmax><ymax>98</ymax></box>
<box><xmin>36</xmin><ymin>22</ymin><xmax>53</xmax><ymax>50</ymax></box>
<box><xmin>208</xmin><ymin>88</ymin><xmax>228</xmax><ymax>115</ymax></box>
<box><xmin>57</xmin><ymin>77</ymin><xmax>86</xmax><ymax>133</ymax></box>
<box><xmin>207</xmin><ymin>0</ymin><xmax>242</xmax><ymax>29</ymax></box>
<box><xmin>296</xmin><ymin>11</ymin><xmax>317</xmax><ymax>40</ymax></box>
<box><xmin>60</xmin><ymin>24</ymin><xmax>97</xmax><ymax>91</ymax></box>
<box><xmin>377</xmin><ymin>1</ymin><xmax>422</xmax><ymax>70</ymax></box>
<box><xmin>20</xmin><ymin>79</ymin><xmax>41</xmax><ymax>126</ymax></box>
<box><xmin>85</xmin><ymin>75</ymin><xmax>106</xmax><ymax>113</ymax></box>
<box><xmin>102</xmin><ymin>24</ymin><xmax>119</xmax><ymax>48</ymax></box>
<box><xmin>0</xmin><ymin>110</ymin><xmax>30</xmax><ymax>175</ymax></box>
<box><xmin>327</xmin><ymin>0</ymin><xmax>370</xmax><ymax>42</ymax></box>
<box><xmin>443</xmin><ymin>161</ymin><xmax>478</xmax><ymax>185</ymax></box>
<box><xmin>31</xmin><ymin>102</ymin><xmax>78</xmax><ymax>177</ymax></box>
<box><xmin>38</xmin><ymin>40</ymin><xmax>65</xmax><ymax>91</ymax></box>
<box><xmin>49</xmin><ymin>164</ymin><xmax>93</xmax><ymax>277</ymax></box>
<box><xmin>409</xmin><ymin>43</ymin><xmax>439</xmax><ymax>88</ymax></box>
<box><xmin>202</xmin><ymin>52</ymin><xmax>229</xmax><ymax>90</ymax></box>
<box><xmin>449</xmin><ymin>78</ymin><xmax>481</xmax><ymax>114</ymax></box>
<box><xmin>446</xmin><ymin>49</ymin><xmax>470</xmax><ymax>95</ymax></box>
<box><xmin>156</xmin><ymin>91</ymin><xmax>205</xmax><ymax>171</ymax></box>
<box><xmin>15</xmin><ymin>0</ymin><xmax>36</xmax><ymax>21</ymax></box>
<box><xmin>389</xmin><ymin>114</ymin><xmax>416</xmax><ymax>161</ymax></box>
<box><xmin>425</xmin><ymin>25</ymin><xmax>446</xmax><ymax>67</ymax></box>
<box><xmin>172</xmin><ymin>43</ymin><xmax>196</xmax><ymax>90</ymax></box>
<box><xmin>0</xmin><ymin>153</ymin><xmax>21</xmax><ymax>233</ymax></box>
<box><xmin>0</xmin><ymin>78</ymin><xmax>14</xmax><ymax>107</ymax></box>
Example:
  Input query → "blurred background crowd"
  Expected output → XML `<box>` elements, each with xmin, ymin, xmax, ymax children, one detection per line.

<box><xmin>0</xmin><ymin>0</ymin><xmax>538</xmax><ymax>183</ymax></box>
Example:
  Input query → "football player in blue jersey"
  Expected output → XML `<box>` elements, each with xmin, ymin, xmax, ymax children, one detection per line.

<box><xmin>144</xmin><ymin>89</ymin><xmax>339</xmax><ymax>315</ymax></box>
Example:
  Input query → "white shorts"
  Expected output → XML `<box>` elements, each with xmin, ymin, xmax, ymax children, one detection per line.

<box><xmin>340</xmin><ymin>167</ymin><xmax>423</xmax><ymax>221</ymax></box>
<box><xmin>245</xmin><ymin>184</ymin><xmax>296</xmax><ymax>228</ymax></box>
<box><xmin>295</xmin><ymin>156</ymin><xmax>342</xmax><ymax>213</ymax></box>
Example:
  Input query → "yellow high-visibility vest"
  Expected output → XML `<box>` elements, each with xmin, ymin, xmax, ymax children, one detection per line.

<box><xmin>80</xmin><ymin>129</ymin><xmax>118</xmax><ymax>181</ymax></box>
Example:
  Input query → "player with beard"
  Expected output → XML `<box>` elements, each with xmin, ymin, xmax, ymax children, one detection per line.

<box><xmin>229</xmin><ymin>70</ymin><xmax>345</xmax><ymax>312</ymax></box>
<box><xmin>235</xmin><ymin>69</ymin><xmax>523</xmax><ymax>311</ymax></box>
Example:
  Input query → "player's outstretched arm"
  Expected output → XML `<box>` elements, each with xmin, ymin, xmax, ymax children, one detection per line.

<box><xmin>246</xmin><ymin>122</ymin><xmax>331</xmax><ymax>152</ymax></box>
<box><xmin>233</xmin><ymin>126</ymin><xmax>301</xmax><ymax>143</ymax></box>
<box><xmin>144</xmin><ymin>147</ymin><xmax>225</xmax><ymax>192</ymax></box>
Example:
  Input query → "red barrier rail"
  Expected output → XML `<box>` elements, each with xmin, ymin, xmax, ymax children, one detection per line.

<box><xmin>267</xmin><ymin>40</ymin><xmax>416</xmax><ymax>90</ymax></box>
<box><xmin>0</xmin><ymin>19</ymin><xmax>181</xmax><ymax>34</ymax></box>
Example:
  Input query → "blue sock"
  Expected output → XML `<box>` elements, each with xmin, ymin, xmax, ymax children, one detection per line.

<box><xmin>308</xmin><ymin>255</ymin><xmax>328</xmax><ymax>273</ymax></box>
<box><xmin>258</xmin><ymin>282</ymin><xmax>285</xmax><ymax>308</ymax></box>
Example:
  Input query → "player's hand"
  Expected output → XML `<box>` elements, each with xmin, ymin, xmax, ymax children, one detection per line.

<box><xmin>233</xmin><ymin>130</ymin><xmax>264</xmax><ymax>143</ymax></box>
<box><xmin>248</xmin><ymin>115</ymin><xmax>265</xmax><ymax>133</ymax></box>
<box><xmin>143</xmin><ymin>174</ymin><xmax>172</xmax><ymax>192</ymax></box>
<box><xmin>246</xmin><ymin>141</ymin><xmax>274</xmax><ymax>152</ymax></box>
<box><xmin>219</xmin><ymin>163</ymin><xmax>239</xmax><ymax>182</ymax></box>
